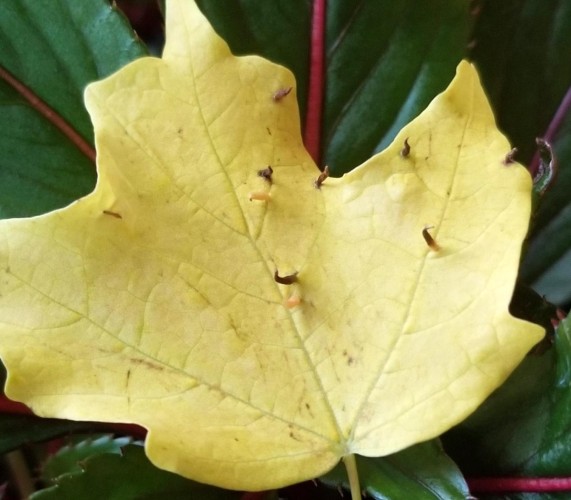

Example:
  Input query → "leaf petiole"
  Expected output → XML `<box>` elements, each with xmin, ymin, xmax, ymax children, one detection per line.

<box><xmin>343</xmin><ymin>454</ymin><xmax>362</xmax><ymax>500</ymax></box>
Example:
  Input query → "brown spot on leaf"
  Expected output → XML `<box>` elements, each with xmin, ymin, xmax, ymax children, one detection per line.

<box><xmin>130</xmin><ymin>358</ymin><xmax>164</xmax><ymax>371</ymax></box>
<box><xmin>103</xmin><ymin>210</ymin><xmax>122</xmax><ymax>219</ymax></box>
<box><xmin>257</xmin><ymin>166</ymin><xmax>273</xmax><ymax>182</ymax></box>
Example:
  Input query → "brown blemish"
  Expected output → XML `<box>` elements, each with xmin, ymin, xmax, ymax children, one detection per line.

<box><xmin>130</xmin><ymin>358</ymin><xmax>164</xmax><ymax>371</ymax></box>
<box><xmin>342</xmin><ymin>349</ymin><xmax>355</xmax><ymax>366</ymax></box>
<box><xmin>287</xmin><ymin>424</ymin><xmax>301</xmax><ymax>441</ymax></box>
<box><xmin>257</xmin><ymin>166</ymin><xmax>273</xmax><ymax>183</ymax></box>
<box><xmin>103</xmin><ymin>210</ymin><xmax>122</xmax><ymax>219</ymax></box>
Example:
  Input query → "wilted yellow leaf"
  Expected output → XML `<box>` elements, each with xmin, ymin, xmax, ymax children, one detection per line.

<box><xmin>0</xmin><ymin>0</ymin><xmax>543</xmax><ymax>491</ymax></box>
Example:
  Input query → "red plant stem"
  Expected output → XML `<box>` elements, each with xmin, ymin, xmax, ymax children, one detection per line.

<box><xmin>468</xmin><ymin>476</ymin><xmax>571</xmax><ymax>493</ymax></box>
<box><xmin>303</xmin><ymin>0</ymin><xmax>326</xmax><ymax>167</ymax></box>
<box><xmin>530</xmin><ymin>85</ymin><xmax>571</xmax><ymax>177</ymax></box>
<box><xmin>0</xmin><ymin>64</ymin><xmax>96</xmax><ymax>164</ymax></box>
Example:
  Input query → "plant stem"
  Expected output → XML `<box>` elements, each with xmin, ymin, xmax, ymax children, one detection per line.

<box><xmin>304</xmin><ymin>0</ymin><xmax>326</xmax><ymax>167</ymax></box>
<box><xmin>468</xmin><ymin>476</ymin><xmax>571</xmax><ymax>493</ymax></box>
<box><xmin>343</xmin><ymin>454</ymin><xmax>362</xmax><ymax>500</ymax></box>
<box><xmin>5</xmin><ymin>450</ymin><xmax>35</xmax><ymax>498</ymax></box>
<box><xmin>0</xmin><ymin>63</ymin><xmax>96</xmax><ymax>164</ymax></box>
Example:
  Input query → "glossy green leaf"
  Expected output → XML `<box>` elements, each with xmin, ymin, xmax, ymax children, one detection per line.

<box><xmin>320</xmin><ymin>440</ymin><xmax>469</xmax><ymax>500</ymax></box>
<box><xmin>471</xmin><ymin>1</ymin><xmax>571</xmax><ymax>306</ymax></box>
<box><xmin>470</xmin><ymin>0</ymin><xmax>571</xmax><ymax>163</ymax></box>
<box><xmin>0</xmin><ymin>0</ymin><xmax>147</xmax><ymax>218</ymax></box>
<box><xmin>31</xmin><ymin>444</ymin><xmax>241</xmax><ymax>500</ymax></box>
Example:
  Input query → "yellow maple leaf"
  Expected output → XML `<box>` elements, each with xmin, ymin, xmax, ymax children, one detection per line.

<box><xmin>0</xmin><ymin>0</ymin><xmax>543</xmax><ymax>491</ymax></box>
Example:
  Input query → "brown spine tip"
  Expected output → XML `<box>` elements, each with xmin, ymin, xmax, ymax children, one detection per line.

<box><xmin>273</xmin><ymin>87</ymin><xmax>293</xmax><ymax>101</ymax></box>
<box><xmin>314</xmin><ymin>165</ymin><xmax>330</xmax><ymax>189</ymax></box>
<box><xmin>422</xmin><ymin>225</ymin><xmax>440</xmax><ymax>251</ymax></box>
<box><xmin>102</xmin><ymin>210</ymin><xmax>122</xmax><ymax>219</ymax></box>
<box><xmin>257</xmin><ymin>166</ymin><xmax>273</xmax><ymax>182</ymax></box>
<box><xmin>502</xmin><ymin>147</ymin><xmax>518</xmax><ymax>165</ymax></box>
<box><xmin>249</xmin><ymin>191</ymin><xmax>271</xmax><ymax>202</ymax></box>
<box><xmin>400</xmin><ymin>138</ymin><xmax>411</xmax><ymax>157</ymax></box>
<box><xmin>274</xmin><ymin>270</ymin><xmax>298</xmax><ymax>285</ymax></box>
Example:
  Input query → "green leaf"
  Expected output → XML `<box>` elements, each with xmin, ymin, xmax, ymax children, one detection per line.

<box><xmin>471</xmin><ymin>1</ymin><xmax>571</xmax><ymax>305</ymax></box>
<box><xmin>42</xmin><ymin>435</ymin><xmax>133</xmax><ymax>481</ymax></box>
<box><xmin>0</xmin><ymin>0</ymin><xmax>147</xmax><ymax>218</ymax></box>
<box><xmin>320</xmin><ymin>440</ymin><xmax>469</xmax><ymax>500</ymax></box>
<box><xmin>31</xmin><ymin>444</ymin><xmax>241</xmax><ymax>500</ymax></box>
<box><xmin>443</xmin><ymin>315</ymin><xmax>571</xmax><ymax>477</ymax></box>
<box><xmin>0</xmin><ymin>413</ymin><xmax>93</xmax><ymax>455</ymax></box>
<box><xmin>470</xmin><ymin>0</ymin><xmax>571</xmax><ymax>163</ymax></box>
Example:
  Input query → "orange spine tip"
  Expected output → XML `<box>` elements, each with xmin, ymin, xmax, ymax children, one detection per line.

<box><xmin>249</xmin><ymin>191</ymin><xmax>271</xmax><ymax>202</ymax></box>
<box><xmin>285</xmin><ymin>295</ymin><xmax>301</xmax><ymax>309</ymax></box>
